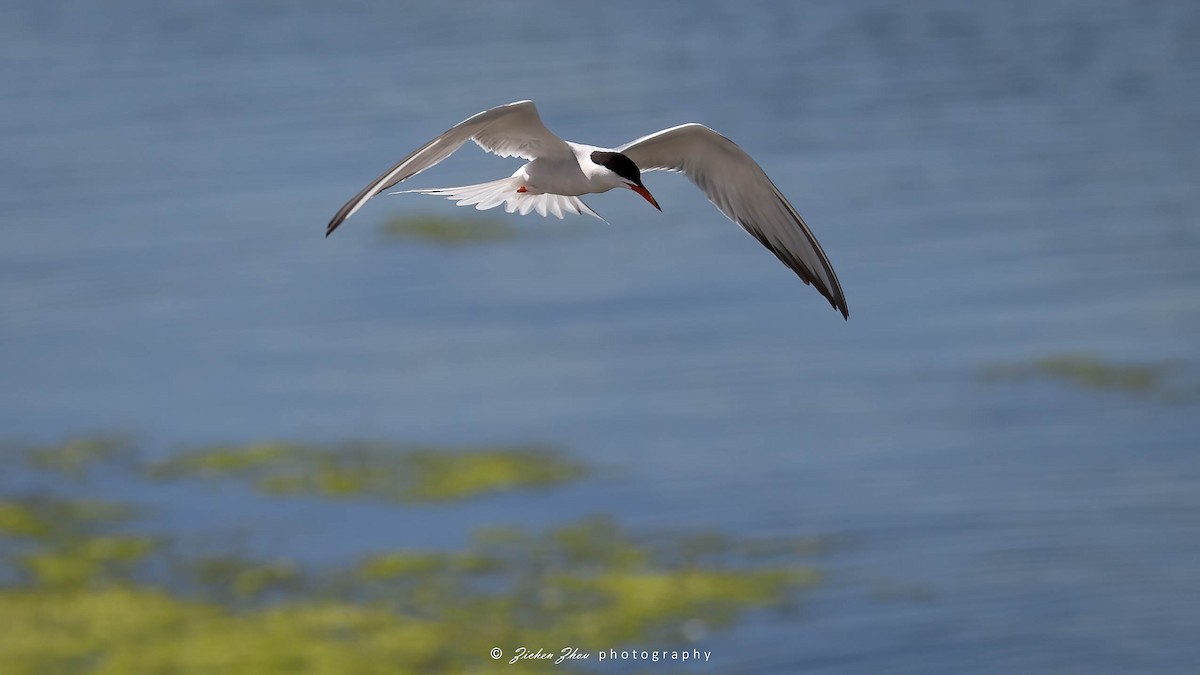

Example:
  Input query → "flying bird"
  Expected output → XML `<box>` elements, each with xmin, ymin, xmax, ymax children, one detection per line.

<box><xmin>326</xmin><ymin>101</ymin><xmax>848</xmax><ymax>318</ymax></box>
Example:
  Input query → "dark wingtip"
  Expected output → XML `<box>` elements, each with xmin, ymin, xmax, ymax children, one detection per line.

<box><xmin>326</xmin><ymin>198</ymin><xmax>359</xmax><ymax>238</ymax></box>
<box><xmin>325</xmin><ymin>215</ymin><xmax>345</xmax><ymax>238</ymax></box>
<box><xmin>827</xmin><ymin>291</ymin><xmax>849</xmax><ymax>320</ymax></box>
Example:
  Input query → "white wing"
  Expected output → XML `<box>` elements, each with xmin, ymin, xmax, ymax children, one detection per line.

<box><xmin>620</xmin><ymin>124</ymin><xmax>848</xmax><ymax>318</ymax></box>
<box><xmin>326</xmin><ymin>100</ymin><xmax>571</xmax><ymax>236</ymax></box>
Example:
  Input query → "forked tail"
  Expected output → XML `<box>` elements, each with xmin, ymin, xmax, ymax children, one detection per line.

<box><xmin>394</xmin><ymin>178</ymin><xmax>604</xmax><ymax>221</ymax></box>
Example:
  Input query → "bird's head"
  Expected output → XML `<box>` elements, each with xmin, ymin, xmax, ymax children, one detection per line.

<box><xmin>590</xmin><ymin>151</ymin><xmax>661</xmax><ymax>211</ymax></box>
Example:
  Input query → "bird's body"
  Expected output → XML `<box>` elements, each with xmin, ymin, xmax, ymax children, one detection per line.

<box><xmin>514</xmin><ymin>144</ymin><xmax>616</xmax><ymax>196</ymax></box>
<box><xmin>327</xmin><ymin>101</ymin><xmax>848</xmax><ymax>318</ymax></box>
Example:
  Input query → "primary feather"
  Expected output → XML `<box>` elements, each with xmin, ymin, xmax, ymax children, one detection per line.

<box><xmin>620</xmin><ymin>124</ymin><xmax>848</xmax><ymax>318</ymax></box>
<box><xmin>326</xmin><ymin>101</ymin><xmax>568</xmax><ymax>236</ymax></box>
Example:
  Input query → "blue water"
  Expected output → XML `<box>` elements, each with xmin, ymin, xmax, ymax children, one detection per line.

<box><xmin>2</xmin><ymin>1</ymin><xmax>1199</xmax><ymax>672</ymax></box>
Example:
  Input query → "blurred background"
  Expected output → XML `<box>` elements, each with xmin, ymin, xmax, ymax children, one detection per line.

<box><xmin>1</xmin><ymin>0</ymin><xmax>1198</xmax><ymax>672</ymax></box>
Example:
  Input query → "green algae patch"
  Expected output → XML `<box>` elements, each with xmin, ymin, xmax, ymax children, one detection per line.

<box><xmin>23</xmin><ymin>436</ymin><xmax>135</xmax><ymax>479</ymax></box>
<box><xmin>982</xmin><ymin>353</ymin><xmax>1196</xmax><ymax>399</ymax></box>
<box><xmin>0</xmin><ymin>498</ymin><xmax>134</xmax><ymax>542</ymax></box>
<box><xmin>2</xmin><ymin>440</ymin><xmax>823</xmax><ymax>673</ymax></box>
<box><xmin>548</xmin><ymin>517</ymin><xmax>650</xmax><ymax>570</ymax></box>
<box><xmin>549</xmin><ymin>567</ymin><xmax>818</xmax><ymax>643</ymax></box>
<box><xmin>0</xmin><ymin>502</ymin><xmax>51</xmax><ymax>539</ymax></box>
<box><xmin>191</xmin><ymin>557</ymin><xmax>304</xmax><ymax>600</ymax></box>
<box><xmin>150</xmin><ymin>442</ymin><xmax>290</xmax><ymax>476</ymax></box>
<box><xmin>357</xmin><ymin>551</ymin><xmax>457</xmax><ymax>580</ymax></box>
<box><xmin>21</xmin><ymin>536</ymin><xmax>158</xmax><ymax>589</ymax></box>
<box><xmin>0</xmin><ymin>587</ymin><xmax>458</xmax><ymax>675</ymax></box>
<box><xmin>148</xmin><ymin>442</ymin><xmax>585</xmax><ymax>503</ymax></box>
<box><xmin>401</xmin><ymin>448</ymin><xmax>584</xmax><ymax>502</ymax></box>
<box><xmin>0</xmin><ymin>516</ymin><xmax>820</xmax><ymax>674</ymax></box>
<box><xmin>380</xmin><ymin>213</ymin><xmax>519</xmax><ymax>245</ymax></box>
<box><xmin>350</xmin><ymin>516</ymin><xmax>822</xmax><ymax>644</ymax></box>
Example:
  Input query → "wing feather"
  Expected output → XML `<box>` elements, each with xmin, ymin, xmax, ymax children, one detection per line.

<box><xmin>326</xmin><ymin>101</ymin><xmax>570</xmax><ymax>236</ymax></box>
<box><xmin>620</xmin><ymin>124</ymin><xmax>848</xmax><ymax>318</ymax></box>
<box><xmin>399</xmin><ymin>179</ymin><xmax>603</xmax><ymax>221</ymax></box>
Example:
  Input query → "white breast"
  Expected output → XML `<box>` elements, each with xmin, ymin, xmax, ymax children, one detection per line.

<box><xmin>514</xmin><ymin>143</ymin><xmax>622</xmax><ymax>197</ymax></box>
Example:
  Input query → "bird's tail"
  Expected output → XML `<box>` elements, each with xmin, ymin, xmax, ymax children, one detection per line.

<box><xmin>394</xmin><ymin>178</ymin><xmax>604</xmax><ymax>221</ymax></box>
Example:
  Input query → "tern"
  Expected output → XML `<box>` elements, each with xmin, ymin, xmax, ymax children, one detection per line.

<box><xmin>326</xmin><ymin>101</ymin><xmax>848</xmax><ymax>318</ymax></box>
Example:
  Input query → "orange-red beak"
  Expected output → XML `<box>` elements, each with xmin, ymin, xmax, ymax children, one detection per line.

<box><xmin>631</xmin><ymin>184</ymin><xmax>661</xmax><ymax>211</ymax></box>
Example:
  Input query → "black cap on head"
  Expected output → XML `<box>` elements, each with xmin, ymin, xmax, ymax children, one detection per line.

<box><xmin>590</xmin><ymin>151</ymin><xmax>643</xmax><ymax>186</ymax></box>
